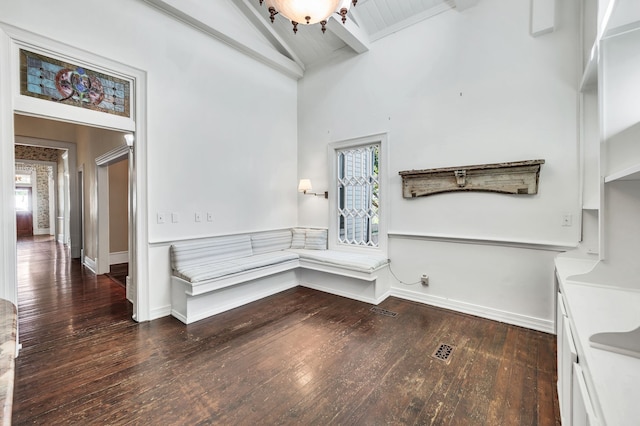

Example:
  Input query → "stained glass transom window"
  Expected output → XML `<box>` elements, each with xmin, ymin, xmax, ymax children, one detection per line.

<box><xmin>20</xmin><ymin>49</ymin><xmax>131</xmax><ymax>118</ymax></box>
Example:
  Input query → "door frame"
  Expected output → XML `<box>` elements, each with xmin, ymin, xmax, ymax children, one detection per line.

<box><xmin>78</xmin><ymin>165</ymin><xmax>84</xmax><ymax>261</ymax></box>
<box><xmin>15</xmin><ymin>186</ymin><xmax>33</xmax><ymax>237</ymax></box>
<box><xmin>15</xmin><ymin>137</ymin><xmax>76</xmax><ymax>246</ymax></box>
<box><xmin>14</xmin><ymin>158</ymin><xmax>58</xmax><ymax>237</ymax></box>
<box><xmin>0</xmin><ymin>23</ymin><xmax>150</xmax><ymax>322</ymax></box>
<box><xmin>95</xmin><ymin>145</ymin><xmax>130</xmax><ymax>275</ymax></box>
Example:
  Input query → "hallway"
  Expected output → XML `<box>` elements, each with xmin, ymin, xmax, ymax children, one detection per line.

<box><xmin>14</xmin><ymin>236</ymin><xmax>135</xmax><ymax>423</ymax></box>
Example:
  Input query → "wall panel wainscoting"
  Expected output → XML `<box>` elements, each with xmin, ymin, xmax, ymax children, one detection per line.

<box><xmin>14</xmin><ymin>236</ymin><xmax>560</xmax><ymax>424</ymax></box>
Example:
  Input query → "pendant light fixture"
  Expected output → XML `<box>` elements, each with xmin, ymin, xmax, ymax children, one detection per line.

<box><xmin>258</xmin><ymin>0</ymin><xmax>358</xmax><ymax>34</ymax></box>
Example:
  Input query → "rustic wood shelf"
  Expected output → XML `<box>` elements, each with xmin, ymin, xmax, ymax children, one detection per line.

<box><xmin>399</xmin><ymin>159</ymin><xmax>545</xmax><ymax>198</ymax></box>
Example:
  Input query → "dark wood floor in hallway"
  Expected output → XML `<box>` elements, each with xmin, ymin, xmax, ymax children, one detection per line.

<box><xmin>13</xmin><ymin>236</ymin><xmax>561</xmax><ymax>425</ymax></box>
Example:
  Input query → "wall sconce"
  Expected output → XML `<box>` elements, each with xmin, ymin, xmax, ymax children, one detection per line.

<box><xmin>124</xmin><ymin>133</ymin><xmax>135</xmax><ymax>147</ymax></box>
<box><xmin>298</xmin><ymin>179</ymin><xmax>328</xmax><ymax>199</ymax></box>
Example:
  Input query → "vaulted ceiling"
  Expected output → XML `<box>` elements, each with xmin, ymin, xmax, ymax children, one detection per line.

<box><xmin>234</xmin><ymin>0</ymin><xmax>478</xmax><ymax>68</ymax></box>
<box><xmin>143</xmin><ymin>0</ymin><xmax>483</xmax><ymax>78</ymax></box>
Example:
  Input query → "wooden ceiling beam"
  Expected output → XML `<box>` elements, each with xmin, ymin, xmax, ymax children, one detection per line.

<box><xmin>233</xmin><ymin>0</ymin><xmax>306</xmax><ymax>70</ymax></box>
<box><xmin>326</xmin><ymin>14</ymin><xmax>370</xmax><ymax>54</ymax></box>
<box><xmin>144</xmin><ymin>0</ymin><xmax>304</xmax><ymax>79</ymax></box>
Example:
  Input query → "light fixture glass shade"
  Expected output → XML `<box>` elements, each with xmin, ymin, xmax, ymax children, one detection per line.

<box><xmin>124</xmin><ymin>134</ymin><xmax>135</xmax><ymax>146</ymax></box>
<box><xmin>298</xmin><ymin>179</ymin><xmax>313</xmax><ymax>193</ymax></box>
<box><xmin>267</xmin><ymin>0</ymin><xmax>341</xmax><ymax>24</ymax></box>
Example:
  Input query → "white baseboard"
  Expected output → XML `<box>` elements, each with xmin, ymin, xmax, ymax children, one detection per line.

<box><xmin>150</xmin><ymin>305</ymin><xmax>172</xmax><ymax>321</ymax></box>
<box><xmin>391</xmin><ymin>287</ymin><xmax>554</xmax><ymax>334</ymax></box>
<box><xmin>83</xmin><ymin>256</ymin><xmax>97</xmax><ymax>274</ymax></box>
<box><xmin>33</xmin><ymin>228</ymin><xmax>51</xmax><ymax>235</ymax></box>
<box><xmin>300</xmin><ymin>282</ymin><xmax>391</xmax><ymax>305</ymax></box>
<box><xmin>126</xmin><ymin>276</ymin><xmax>133</xmax><ymax>303</ymax></box>
<box><xmin>57</xmin><ymin>234</ymin><xmax>65</xmax><ymax>243</ymax></box>
<box><xmin>109</xmin><ymin>251</ymin><xmax>128</xmax><ymax>265</ymax></box>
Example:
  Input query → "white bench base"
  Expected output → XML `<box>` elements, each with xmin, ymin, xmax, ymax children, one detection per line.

<box><xmin>171</xmin><ymin>270</ymin><xmax>299</xmax><ymax>324</ymax></box>
<box><xmin>298</xmin><ymin>264</ymin><xmax>391</xmax><ymax>305</ymax></box>
<box><xmin>171</xmin><ymin>262</ymin><xmax>391</xmax><ymax>324</ymax></box>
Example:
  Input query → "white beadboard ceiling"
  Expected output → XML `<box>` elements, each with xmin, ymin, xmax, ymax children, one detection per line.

<box><xmin>356</xmin><ymin>0</ymin><xmax>455</xmax><ymax>39</ymax></box>
<box><xmin>234</xmin><ymin>0</ymin><xmax>468</xmax><ymax>69</ymax></box>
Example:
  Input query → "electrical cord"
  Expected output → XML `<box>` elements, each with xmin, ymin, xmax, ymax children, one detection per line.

<box><xmin>388</xmin><ymin>263</ymin><xmax>422</xmax><ymax>286</ymax></box>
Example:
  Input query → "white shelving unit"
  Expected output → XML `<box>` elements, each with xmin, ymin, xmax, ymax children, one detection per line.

<box><xmin>557</xmin><ymin>0</ymin><xmax>640</xmax><ymax>424</ymax></box>
<box><xmin>604</xmin><ymin>162</ymin><xmax>640</xmax><ymax>183</ymax></box>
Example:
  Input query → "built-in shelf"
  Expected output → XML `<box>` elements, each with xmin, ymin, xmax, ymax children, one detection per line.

<box><xmin>590</xmin><ymin>326</ymin><xmax>640</xmax><ymax>359</ymax></box>
<box><xmin>604</xmin><ymin>163</ymin><xmax>640</xmax><ymax>182</ymax></box>
<box><xmin>557</xmin><ymin>1</ymin><xmax>640</xmax><ymax>423</ymax></box>
<box><xmin>580</xmin><ymin>44</ymin><xmax>598</xmax><ymax>92</ymax></box>
<box><xmin>580</xmin><ymin>0</ymin><xmax>640</xmax><ymax>92</ymax></box>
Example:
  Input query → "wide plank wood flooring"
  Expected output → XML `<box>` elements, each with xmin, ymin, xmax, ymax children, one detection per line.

<box><xmin>13</xmin><ymin>236</ymin><xmax>561</xmax><ymax>425</ymax></box>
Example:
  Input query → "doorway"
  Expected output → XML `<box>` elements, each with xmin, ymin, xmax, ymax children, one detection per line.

<box><xmin>96</xmin><ymin>144</ymin><xmax>132</xmax><ymax>301</ymax></box>
<box><xmin>15</xmin><ymin>187</ymin><xmax>33</xmax><ymax>237</ymax></box>
<box><xmin>14</xmin><ymin>119</ymin><xmax>137</xmax><ymax>314</ymax></box>
<box><xmin>0</xmin><ymin>24</ymin><xmax>149</xmax><ymax>321</ymax></box>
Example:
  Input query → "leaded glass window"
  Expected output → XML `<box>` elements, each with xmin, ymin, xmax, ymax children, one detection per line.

<box><xmin>336</xmin><ymin>144</ymin><xmax>379</xmax><ymax>247</ymax></box>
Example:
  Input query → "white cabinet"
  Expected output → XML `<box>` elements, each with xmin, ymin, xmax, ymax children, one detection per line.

<box><xmin>557</xmin><ymin>291</ymin><xmax>579</xmax><ymax>425</ymax></box>
<box><xmin>556</xmin><ymin>285</ymin><xmax>593</xmax><ymax>426</ymax></box>
<box><xmin>561</xmin><ymin>320</ymin><xmax>578</xmax><ymax>424</ymax></box>
<box><xmin>554</xmin><ymin>260</ymin><xmax>600</xmax><ymax>425</ymax></box>
<box><xmin>572</xmin><ymin>363</ymin><xmax>599</xmax><ymax>426</ymax></box>
<box><xmin>555</xmin><ymin>259</ymin><xmax>640</xmax><ymax>425</ymax></box>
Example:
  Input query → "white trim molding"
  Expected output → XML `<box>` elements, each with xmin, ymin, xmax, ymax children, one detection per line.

<box><xmin>388</xmin><ymin>231</ymin><xmax>578</xmax><ymax>252</ymax></box>
<box><xmin>96</xmin><ymin>145</ymin><xmax>130</xmax><ymax>275</ymax></box>
<box><xmin>83</xmin><ymin>256</ymin><xmax>97</xmax><ymax>274</ymax></box>
<box><xmin>110</xmin><ymin>251</ymin><xmax>129</xmax><ymax>265</ymax></box>
<box><xmin>392</xmin><ymin>287</ymin><xmax>554</xmax><ymax>334</ymax></box>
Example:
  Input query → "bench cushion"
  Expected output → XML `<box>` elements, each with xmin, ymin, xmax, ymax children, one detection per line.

<box><xmin>291</xmin><ymin>228</ymin><xmax>306</xmax><ymax>249</ymax></box>
<box><xmin>304</xmin><ymin>229</ymin><xmax>327</xmax><ymax>250</ymax></box>
<box><xmin>174</xmin><ymin>251</ymin><xmax>299</xmax><ymax>283</ymax></box>
<box><xmin>170</xmin><ymin>235</ymin><xmax>253</xmax><ymax>271</ymax></box>
<box><xmin>251</xmin><ymin>230</ymin><xmax>292</xmax><ymax>254</ymax></box>
<box><xmin>289</xmin><ymin>249</ymin><xmax>388</xmax><ymax>273</ymax></box>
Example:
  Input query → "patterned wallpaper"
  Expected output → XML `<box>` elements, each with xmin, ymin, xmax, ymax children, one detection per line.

<box><xmin>15</xmin><ymin>145</ymin><xmax>61</xmax><ymax>162</ymax></box>
<box><xmin>15</xmin><ymin>146</ymin><xmax>62</xmax><ymax>230</ymax></box>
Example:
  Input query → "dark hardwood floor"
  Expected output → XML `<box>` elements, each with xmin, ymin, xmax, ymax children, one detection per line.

<box><xmin>106</xmin><ymin>262</ymin><xmax>128</xmax><ymax>287</ymax></box>
<box><xmin>13</xmin><ymin>236</ymin><xmax>561</xmax><ymax>425</ymax></box>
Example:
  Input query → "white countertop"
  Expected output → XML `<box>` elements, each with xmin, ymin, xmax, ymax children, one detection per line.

<box><xmin>554</xmin><ymin>256</ymin><xmax>599</xmax><ymax>283</ymax></box>
<box><xmin>556</xmin><ymin>257</ymin><xmax>640</xmax><ymax>426</ymax></box>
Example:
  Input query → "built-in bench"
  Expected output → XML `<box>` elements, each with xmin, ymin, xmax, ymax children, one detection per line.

<box><xmin>170</xmin><ymin>229</ymin><xmax>390</xmax><ymax>324</ymax></box>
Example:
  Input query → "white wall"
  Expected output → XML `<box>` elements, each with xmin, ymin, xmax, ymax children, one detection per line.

<box><xmin>109</xmin><ymin>159</ymin><xmax>129</xmax><ymax>255</ymax></box>
<box><xmin>2</xmin><ymin>0</ymin><xmax>298</xmax><ymax>318</ymax></box>
<box><xmin>298</xmin><ymin>0</ymin><xmax>581</xmax><ymax>332</ymax></box>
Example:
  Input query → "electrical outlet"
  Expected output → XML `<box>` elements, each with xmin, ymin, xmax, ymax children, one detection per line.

<box><xmin>421</xmin><ymin>274</ymin><xmax>429</xmax><ymax>286</ymax></box>
<box><xmin>157</xmin><ymin>213</ymin><xmax>166</xmax><ymax>224</ymax></box>
<box><xmin>195</xmin><ymin>212</ymin><xmax>202</xmax><ymax>222</ymax></box>
<box><xmin>171</xmin><ymin>212</ymin><xmax>179</xmax><ymax>223</ymax></box>
<box><xmin>207</xmin><ymin>212</ymin><xmax>214</xmax><ymax>222</ymax></box>
<box><xmin>561</xmin><ymin>214</ymin><xmax>573</xmax><ymax>227</ymax></box>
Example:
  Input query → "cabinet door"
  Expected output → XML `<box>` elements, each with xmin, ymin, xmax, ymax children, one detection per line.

<box><xmin>557</xmin><ymin>291</ymin><xmax>564</xmax><ymax>402</ymax></box>
<box><xmin>572</xmin><ymin>363</ymin><xmax>599</xmax><ymax>425</ymax></box>
<box><xmin>560</xmin><ymin>318</ymin><xmax>578</xmax><ymax>425</ymax></box>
